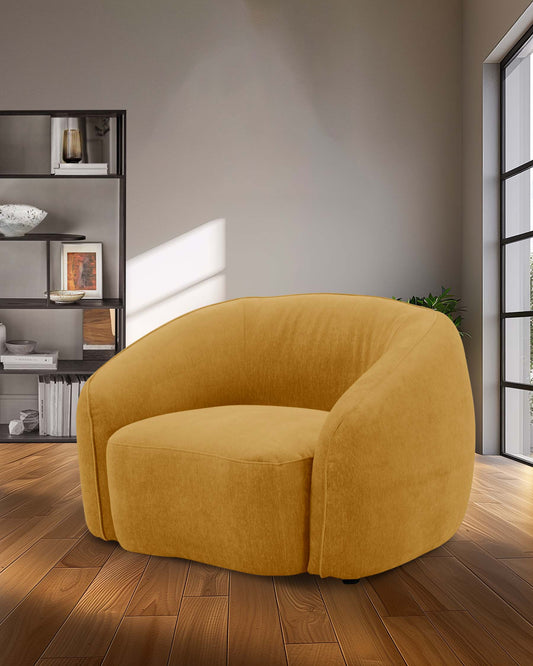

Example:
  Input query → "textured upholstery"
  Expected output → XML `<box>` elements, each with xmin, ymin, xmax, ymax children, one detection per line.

<box><xmin>77</xmin><ymin>294</ymin><xmax>475</xmax><ymax>579</ymax></box>
<box><xmin>107</xmin><ymin>405</ymin><xmax>327</xmax><ymax>575</ymax></box>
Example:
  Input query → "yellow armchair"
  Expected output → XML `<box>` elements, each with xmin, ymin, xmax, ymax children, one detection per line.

<box><xmin>77</xmin><ymin>294</ymin><xmax>474</xmax><ymax>579</ymax></box>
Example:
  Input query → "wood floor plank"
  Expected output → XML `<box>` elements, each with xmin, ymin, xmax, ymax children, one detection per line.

<box><xmin>500</xmin><ymin>557</ymin><xmax>533</xmax><ymax>586</ymax></box>
<box><xmin>101</xmin><ymin>615</ymin><xmax>176</xmax><ymax>666</ymax></box>
<box><xmin>127</xmin><ymin>556</ymin><xmax>189</xmax><ymax>616</ymax></box>
<box><xmin>420</xmin><ymin>545</ymin><xmax>452</xmax><ymax>557</ymax></box>
<box><xmin>184</xmin><ymin>560</ymin><xmax>229</xmax><ymax>596</ymax></box>
<box><xmin>383</xmin><ymin>615</ymin><xmax>462</xmax><ymax>665</ymax></box>
<box><xmin>286</xmin><ymin>643</ymin><xmax>346</xmax><ymax>666</ymax></box>
<box><xmin>0</xmin><ymin>442</ymin><xmax>51</xmax><ymax>465</ymax></box>
<box><xmin>0</xmin><ymin>515</ymin><xmax>25</xmax><ymax>539</ymax></box>
<box><xmin>0</xmin><ymin>511</ymin><xmax>76</xmax><ymax>568</ymax></box>
<box><xmin>459</xmin><ymin>504</ymin><xmax>533</xmax><ymax>558</ymax></box>
<box><xmin>35</xmin><ymin>657</ymin><xmax>102</xmax><ymax>666</ymax></box>
<box><xmin>446</xmin><ymin>540</ymin><xmax>533</xmax><ymax>620</ymax></box>
<box><xmin>228</xmin><ymin>571</ymin><xmax>286</xmax><ymax>666</ymax></box>
<box><xmin>0</xmin><ymin>538</ymin><xmax>77</xmax><ymax>621</ymax></box>
<box><xmin>426</xmin><ymin>610</ymin><xmax>517</xmax><ymax>666</ymax></box>
<box><xmin>274</xmin><ymin>574</ymin><xmax>337</xmax><ymax>644</ymax></box>
<box><xmin>363</xmin><ymin>568</ymin><xmax>424</xmax><ymax>617</ymax></box>
<box><xmin>44</xmin><ymin>504</ymin><xmax>88</xmax><ymax>539</ymax></box>
<box><xmin>399</xmin><ymin>560</ymin><xmax>464</xmax><ymax>612</ymax></box>
<box><xmin>57</xmin><ymin>532</ymin><xmax>117</xmax><ymax>569</ymax></box>
<box><xmin>43</xmin><ymin>549</ymin><xmax>149</xmax><ymax>659</ymax></box>
<box><xmin>0</xmin><ymin>567</ymin><xmax>98</xmax><ymax>666</ymax></box>
<box><xmin>169</xmin><ymin>596</ymin><xmax>228</xmax><ymax>666</ymax></box>
<box><xmin>419</xmin><ymin>556</ymin><xmax>533</xmax><ymax>663</ymax></box>
<box><xmin>318</xmin><ymin>578</ymin><xmax>404</xmax><ymax>665</ymax></box>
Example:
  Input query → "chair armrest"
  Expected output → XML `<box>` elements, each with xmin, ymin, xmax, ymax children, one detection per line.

<box><xmin>308</xmin><ymin>311</ymin><xmax>475</xmax><ymax>579</ymax></box>
<box><xmin>77</xmin><ymin>299</ymin><xmax>245</xmax><ymax>540</ymax></box>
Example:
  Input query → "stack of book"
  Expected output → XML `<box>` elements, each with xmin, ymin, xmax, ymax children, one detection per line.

<box><xmin>53</xmin><ymin>162</ymin><xmax>108</xmax><ymax>176</ymax></box>
<box><xmin>1</xmin><ymin>351</ymin><xmax>58</xmax><ymax>371</ymax></box>
<box><xmin>38</xmin><ymin>375</ymin><xmax>88</xmax><ymax>437</ymax></box>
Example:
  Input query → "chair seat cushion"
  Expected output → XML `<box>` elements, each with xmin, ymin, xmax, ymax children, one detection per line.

<box><xmin>106</xmin><ymin>405</ymin><xmax>328</xmax><ymax>575</ymax></box>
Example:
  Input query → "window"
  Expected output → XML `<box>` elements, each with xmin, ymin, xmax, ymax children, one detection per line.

<box><xmin>501</xmin><ymin>28</ymin><xmax>533</xmax><ymax>465</ymax></box>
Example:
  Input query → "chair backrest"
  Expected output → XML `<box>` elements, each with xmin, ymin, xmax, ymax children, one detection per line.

<box><xmin>233</xmin><ymin>293</ymin><xmax>441</xmax><ymax>411</ymax></box>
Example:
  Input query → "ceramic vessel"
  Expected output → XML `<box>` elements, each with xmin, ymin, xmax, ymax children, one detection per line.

<box><xmin>48</xmin><ymin>290</ymin><xmax>86</xmax><ymax>303</ymax></box>
<box><xmin>0</xmin><ymin>204</ymin><xmax>48</xmax><ymax>237</ymax></box>
<box><xmin>5</xmin><ymin>340</ymin><xmax>37</xmax><ymax>354</ymax></box>
<box><xmin>8</xmin><ymin>419</ymin><xmax>24</xmax><ymax>436</ymax></box>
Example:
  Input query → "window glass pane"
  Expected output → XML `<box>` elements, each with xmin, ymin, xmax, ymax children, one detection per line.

<box><xmin>505</xmin><ymin>318</ymin><xmax>533</xmax><ymax>384</ymax></box>
<box><xmin>504</xmin><ymin>387</ymin><xmax>533</xmax><ymax>461</ymax></box>
<box><xmin>504</xmin><ymin>35</ymin><xmax>533</xmax><ymax>171</ymax></box>
<box><xmin>505</xmin><ymin>238</ymin><xmax>533</xmax><ymax>312</ymax></box>
<box><xmin>505</xmin><ymin>169</ymin><xmax>533</xmax><ymax>237</ymax></box>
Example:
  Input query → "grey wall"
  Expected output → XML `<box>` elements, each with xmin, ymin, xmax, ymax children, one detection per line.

<box><xmin>1</xmin><ymin>0</ymin><xmax>462</xmax><ymax>297</ymax></box>
<box><xmin>0</xmin><ymin>1</ymin><xmax>462</xmax><ymax>402</ymax></box>
<box><xmin>462</xmin><ymin>0</ymin><xmax>533</xmax><ymax>452</ymax></box>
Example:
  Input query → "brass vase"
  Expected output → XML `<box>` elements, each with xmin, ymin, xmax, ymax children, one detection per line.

<box><xmin>62</xmin><ymin>129</ymin><xmax>82</xmax><ymax>163</ymax></box>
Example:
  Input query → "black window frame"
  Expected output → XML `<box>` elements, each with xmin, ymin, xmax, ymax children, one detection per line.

<box><xmin>500</xmin><ymin>25</ymin><xmax>533</xmax><ymax>467</ymax></box>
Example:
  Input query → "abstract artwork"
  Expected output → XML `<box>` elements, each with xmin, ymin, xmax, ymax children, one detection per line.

<box><xmin>61</xmin><ymin>242</ymin><xmax>102</xmax><ymax>298</ymax></box>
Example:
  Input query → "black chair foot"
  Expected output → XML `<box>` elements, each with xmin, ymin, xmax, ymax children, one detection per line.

<box><xmin>342</xmin><ymin>578</ymin><xmax>360</xmax><ymax>584</ymax></box>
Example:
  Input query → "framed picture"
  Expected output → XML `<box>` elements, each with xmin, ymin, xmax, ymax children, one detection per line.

<box><xmin>61</xmin><ymin>243</ymin><xmax>103</xmax><ymax>299</ymax></box>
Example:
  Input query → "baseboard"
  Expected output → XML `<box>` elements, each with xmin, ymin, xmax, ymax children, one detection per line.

<box><xmin>0</xmin><ymin>394</ymin><xmax>39</xmax><ymax>424</ymax></box>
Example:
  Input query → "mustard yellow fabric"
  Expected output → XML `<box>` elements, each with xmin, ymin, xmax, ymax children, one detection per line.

<box><xmin>77</xmin><ymin>294</ymin><xmax>475</xmax><ymax>579</ymax></box>
<box><xmin>107</xmin><ymin>405</ymin><xmax>327</xmax><ymax>575</ymax></box>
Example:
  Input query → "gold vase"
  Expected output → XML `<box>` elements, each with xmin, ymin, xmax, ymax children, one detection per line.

<box><xmin>62</xmin><ymin>129</ymin><xmax>82</xmax><ymax>163</ymax></box>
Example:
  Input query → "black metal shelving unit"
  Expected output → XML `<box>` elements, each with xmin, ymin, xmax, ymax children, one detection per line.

<box><xmin>0</xmin><ymin>109</ymin><xmax>126</xmax><ymax>443</ymax></box>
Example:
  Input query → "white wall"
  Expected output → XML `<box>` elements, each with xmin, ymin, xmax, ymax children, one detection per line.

<box><xmin>462</xmin><ymin>0</ymin><xmax>533</xmax><ymax>453</ymax></box>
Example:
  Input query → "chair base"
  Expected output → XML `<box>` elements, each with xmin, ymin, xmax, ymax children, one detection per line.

<box><xmin>342</xmin><ymin>579</ymin><xmax>360</xmax><ymax>584</ymax></box>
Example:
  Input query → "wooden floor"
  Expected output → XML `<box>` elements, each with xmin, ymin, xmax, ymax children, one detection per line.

<box><xmin>0</xmin><ymin>445</ymin><xmax>532</xmax><ymax>666</ymax></box>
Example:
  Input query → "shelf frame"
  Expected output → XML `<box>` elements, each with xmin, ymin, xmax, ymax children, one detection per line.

<box><xmin>0</xmin><ymin>109</ymin><xmax>126</xmax><ymax>441</ymax></box>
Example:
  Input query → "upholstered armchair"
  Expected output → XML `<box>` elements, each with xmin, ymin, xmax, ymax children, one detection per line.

<box><xmin>77</xmin><ymin>294</ymin><xmax>474</xmax><ymax>579</ymax></box>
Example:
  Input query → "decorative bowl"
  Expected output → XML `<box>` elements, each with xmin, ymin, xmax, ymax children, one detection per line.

<box><xmin>47</xmin><ymin>290</ymin><xmax>86</xmax><ymax>303</ymax></box>
<box><xmin>0</xmin><ymin>204</ymin><xmax>48</xmax><ymax>237</ymax></box>
<box><xmin>5</xmin><ymin>340</ymin><xmax>37</xmax><ymax>354</ymax></box>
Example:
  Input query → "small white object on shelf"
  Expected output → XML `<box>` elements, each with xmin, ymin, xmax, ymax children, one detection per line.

<box><xmin>0</xmin><ymin>204</ymin><xmax>48</xmax><ymax>237</ymax></box>
<box><xmin>8</xmin><ymin>419</ymin><xmax>24</xmax><ymax>436</ymax></box>
<box><xmin>5</xmin><ymin>340</ymin><xmax>37</xmax><ymax>354</ymax></box>
<box><xmin>48</xmin><ymin>290</ymin><xmax>85</xmax><ymax>304</ymax></box>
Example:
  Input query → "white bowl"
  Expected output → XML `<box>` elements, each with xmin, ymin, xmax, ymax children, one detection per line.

<box><xmin>48</xmin><ymin>290</ymin><xmax>86</xmax><ymax>303</ymax></box>
<box><xmin>0</xmin><ymin>204</ymin><xmax>48</xmax><ymax>237</ymax></box>
<box><xmin>5</xmin><ymin>339</ymin><xmax>37</xmax><ymax>354</ymax></box>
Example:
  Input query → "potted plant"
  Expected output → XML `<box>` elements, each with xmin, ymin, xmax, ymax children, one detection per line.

<box><xmin>394</xmin><ymin>287</ymin><xmax>468</xmax><ymax>338</ymax></box>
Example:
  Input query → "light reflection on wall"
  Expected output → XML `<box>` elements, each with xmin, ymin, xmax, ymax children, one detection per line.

<box><xmin>126</xmin><ymin>218</ymin><xmax>226</xmax><ymax>344</ymax></box>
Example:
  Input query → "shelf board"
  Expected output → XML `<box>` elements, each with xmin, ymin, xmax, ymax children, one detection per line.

<box><xmin>0</xmin><ymin>233</ymin><xmax>86</xmax><ymax>242</ymax></box>
<box><xmin>0</xmin><ymin>359</ymin><xmax>108</xmax><ymax>375</ymax></box>
<box><xmin>0</xmin><ymin>424</ymin><xmax>75</xmax><ymax>443</ymax></box>
<box><xmin>0</xmin><ymin>298</ymin><xmax>123</xmax><ymax>310</ymax></box>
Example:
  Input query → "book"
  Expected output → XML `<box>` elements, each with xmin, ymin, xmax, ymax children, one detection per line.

<box><xmin>48</xmin><ymin>377</ymin><xmax>56</xmax><ymax>437</ymax></box>
<box><xmin>38</xmin><ymin>376</ymin><xmax>45</xmax><ymax>436</ymax></box>
<box><xmin>3</xmin><ymin>363</ymin><xmax>58</xmax><ymax>371</ymax></box>
<box><xmin>53</xmin><ymin>164</ymin><xmax>108</xmax><ymax>176</ymax></box>
<box><xmin>61</xmin><ymin>375</ymin><xmax>72</xmax><ymax>437</ymax></box>
<box><xmin>70</xmin><ymin>375</ymin><xmax>80</xmax><ymax>437</ymax></box>
<box><xmin>57</xmin><ymin>377</ymin><xmax>64</xmax><ymax>437</ymax></box>
<box><xmin>43</xmin><ymin>376</ymin><xmax>50</xmax><ymax>436</ymax></box>
<box><xmin>54</xmin><ymin>162</ymin><xmax>108</xmax><ymax>169</ymax></box>
<box><xmin>1</xmin><ymin>351</ymin><xmax>58</xmax><ymax>364</ymax></box>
